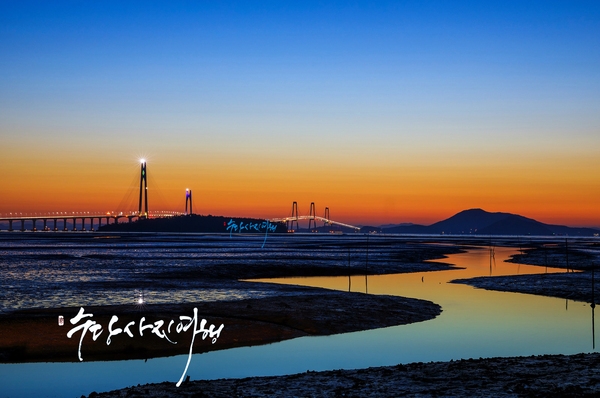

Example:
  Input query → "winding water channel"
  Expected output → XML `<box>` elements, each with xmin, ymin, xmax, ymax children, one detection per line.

<box><xmin>1</xmin><ymin>245</ymin><xmax>596</xmax><ymax>397</ymax></box>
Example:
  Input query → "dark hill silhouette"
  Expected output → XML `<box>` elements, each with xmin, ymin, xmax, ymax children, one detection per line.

<box><xmin>99</xmin><ymin>214</ymin><xmax>287</xmax><ymax>233</ymax></box>
<box><xmin>477</xmin><ymin>215</ymin><xmax>554</xmax><ymax>236</ymax></box>
<box><xmin>428</xmin><ymin>208</ymin><xmax>510</xmax><ymax>234</ymax></box>
<box><xmin>382</xmin><ymin>209</ymin><xmax>599</xmax><ymax>236</ymax></box>
<box><xmin>381</xmin><ymin>224</ymin><xmax>431</xmax><ymax>234</ymax></box>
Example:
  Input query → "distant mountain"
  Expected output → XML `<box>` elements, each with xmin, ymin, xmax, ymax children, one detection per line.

<box><xmin>381</xmin><ymin>209</ymin><xmax>600</xmax><ymax>236</ymax></box>
<box><xmin>478</xmin><ymin>215</ymin><xmax>554</xmax><ymax>236</ymax></box>
<box><xmin>428</xmin><ymin>208</ymin><xmax>509</xmax><ymax>234</ymax></box>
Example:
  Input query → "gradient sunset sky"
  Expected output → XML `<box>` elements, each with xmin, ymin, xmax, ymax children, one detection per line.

<box><xmin>1</xmin><ymin>1</ymin><xmax>599</xmax><ymax>226</ymax></box>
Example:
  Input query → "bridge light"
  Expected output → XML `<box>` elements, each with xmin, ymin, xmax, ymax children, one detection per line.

<box><xmin>140</xmin><ymin>158</ymin><xmax>146</xmax><ymax>164</ymax></box>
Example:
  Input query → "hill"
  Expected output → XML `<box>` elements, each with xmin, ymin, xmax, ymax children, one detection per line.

<box><xmin>98</xmin><ymin>214</ymin><xmax>287</xmax><ymax>233</ymax></box>
<box><xmin>381</xmin><ymin>209</ymin><xmax>599</xmax><ymax>236</ymax></box>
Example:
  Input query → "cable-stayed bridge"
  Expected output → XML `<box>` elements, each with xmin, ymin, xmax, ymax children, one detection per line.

<box><xmin>0</xmin><ymin>161</ymin><xmax>360</xmax><ymax>232</ymax></box>
<box><xmin>270</xmin><ymin>201</ymin><xmax>360</xmax><ymax>231</ymax></box>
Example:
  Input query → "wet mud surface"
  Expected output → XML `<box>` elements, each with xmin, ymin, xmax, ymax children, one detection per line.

<box><xmin>0</xmin><ymin>233</ymin><xmax>462</xmax><ymax>313</ymax></box>
<box><xmin>0</xmin><ymin>289</ymin><xmax>441</xmax><ymax>363</ymax></box>
<box><xmin>91</xmin><ymin>353</ymin><xmax>600</xmax><ymax>397</ymax></box>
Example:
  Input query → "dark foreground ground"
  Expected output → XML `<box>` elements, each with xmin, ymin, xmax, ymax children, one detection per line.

<box><xmin>91</xmin><ymin>353</ymin><xmax>600</xmax><ymax>397</ymax></box>
<box><xmin>0</xmin><ymin>289</ymin><xmax>440</xmax><ymax>363</ymax></box>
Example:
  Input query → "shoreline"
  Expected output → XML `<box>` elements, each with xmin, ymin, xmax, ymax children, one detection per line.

<box><xmin>90</xmin><ymin>353</ymin><xmax>600</xmax><ymax>397</ymax></box>
<box><xmin>453</xmin><ymin>242</ymin><xmax>600</xmax><ymax>304</ymax></box>
<box><xmin>0</xmin><ymin>289</ymin><xmax>440</xmax><ymax>364</ymax></box>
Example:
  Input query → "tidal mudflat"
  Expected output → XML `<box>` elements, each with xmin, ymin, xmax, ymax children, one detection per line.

<box><xmin>91</xmin><ymin>352</ymin><xmax>600</xmax><ymax>397</ymax></box>
<box><xmin>0</xmin><ymin>291</ymin><xmax>439</xmax><ymax>363</ymax></box>
<box><xmin>453</xmin><ymin>241</ymin><xmax>600</xmax><ymax>304</ymax></box>
<box><xmin>1</xmin><ymin>233</ymin><xmax>456</xmax><ymax>396</ymax></box>
<box><xmin>0</xmin><ymin>233</ymin><xmax>455</xmax><ymax>363</ymax></box>
<box><xmin>1</xmin><ymin>233</ymin><xmax>599</xmax><ymax>397</ymax></box>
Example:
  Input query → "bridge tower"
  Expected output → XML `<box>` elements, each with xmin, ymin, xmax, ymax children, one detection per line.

<box><xmin>138</xmin><ymin>159</ymin><xmax>149</xmax><ymax>218</ymax></box>
<box><xmin>185</xmin><ymin>189</ymin><xmax>193</xmax><ymax>215</ymax></box>
<box><xmin>324</xmin><ymin>207</ymin><xmax>330</xmax><ymax>226</ymax></box>
<box><xmin>288</xmin><ymin>201</ymin><xmax>299</xmax><ymax>231</ymax></box>
<box><xmin>308</xmin><ymin>202</ymin><xmax>316</xmax><ymax>230</ymax></box>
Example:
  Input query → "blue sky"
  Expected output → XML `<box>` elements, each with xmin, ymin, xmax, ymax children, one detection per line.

<box><xmin>3</xmin><ymin>1</ymin><xmax>598</xmax><ymax>130</ymax></box>
<box><xmin>1</xmin><ymin>1</ymin><xmax>599</xmax><ymax>225</ymax></box>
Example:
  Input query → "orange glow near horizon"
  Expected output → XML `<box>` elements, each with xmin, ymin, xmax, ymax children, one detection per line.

<box><xmin>0</xmin><ymin>146</ymin><xmax>599</xmax><ymax>228</ymax></box>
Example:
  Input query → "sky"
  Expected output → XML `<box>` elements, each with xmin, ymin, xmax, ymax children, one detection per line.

<box><xmin>1</xmin><ymin>1</ymin><xmax>599</xmax><ymax>227</ymax></box>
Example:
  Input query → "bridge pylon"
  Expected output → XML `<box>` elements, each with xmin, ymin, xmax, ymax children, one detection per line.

<box><xmin>308</xmin><ymin>202</ymin><xmax>317</xmax><ymax>230</ymax></box>
<box><xmin>324</xmin><ymin>207</ymin><xmax>330</xmax><ymax>226</ymax></box>
<box><xmin>185</xmin><ymin>189</ymin><xmax>193</xmax><ymax>215</ymax></box>
<box><xmin>288</xmin><ymin>201</ymin><xmax>299</xmax><ymax>231</ymax></box>
<box><xmin>138</xmin><ymin>160</ymin><xmax>148</xmax><ymax>218</ymax></box>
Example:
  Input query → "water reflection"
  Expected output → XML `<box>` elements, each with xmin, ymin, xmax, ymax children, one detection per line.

<box><xmin>593</xmin><ymin>264</ymin><xmax>597</xmax><ymax>349</ymax></box>
<box><xmin>251</xmin><ymin>246</ymin><xmax>567</xmax><ymax>298</ymax></box>
<box><xmin>592</xmin><ymin>304</ymin><xmax>596</xmax><ymax>350</ymax></box>
<box><xmin>489</xmin><ymin>244</ymin><xmax>494</xmax><ymax>276</ymax></box>
<box><xmin>250</xmin><ymin>246</ymin><xmax>598</xmax><ymax>355</ymax></box>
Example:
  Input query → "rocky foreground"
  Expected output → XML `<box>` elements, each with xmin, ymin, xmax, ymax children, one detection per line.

<box><xmin>90</xmin><ymin>353</ymin><xmax>600</xmax><ymax>397</ymax></box>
